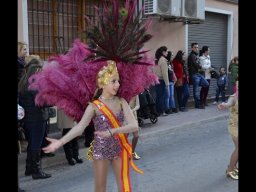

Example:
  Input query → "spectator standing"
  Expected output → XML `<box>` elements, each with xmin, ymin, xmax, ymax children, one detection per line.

<box><xmin>57</xmin><ymin>109</ymin><xmax>83</xmax><ymax>165</ymax></box>
<box><xmin>166</xmin><ymin>51</ymin><xmax>177</xmax><ymax>113</ymax></box>
<box><xmin>17</xmin><ymin>41</ymin><xmax>28</xmax><ymax>191</ymax></box>
<box><xmin>153</xmin><ymin>46</ymin><xmax>170</xmax><ymax>115</ymax></box>
<box><xmin>173</xmin><ymin>50</ymin><xmax>190</xmax><ymax>112</ymax></box>
<box><xmin>18</xmin><ymin>55</ymin><xmax>51</xmax><ymax>179</ymax></box>
<box><xmin>228</xmin><ymin>56</ymin><xmax>238</xmax><ymax>93</ymax></box>
<box><xmin>188</xmin><ymin>43</ymin><xmax>209</xmax><ymax>109</ymax></box>
<box><xmin>213</xmin><ymin>67</ymin><xmax>228</xmax><ymax>104</ymax></box>
<box><xmin>199</xmin><ymin>46</ymin><xmax>213</xmax><ymax>106</ymax></box>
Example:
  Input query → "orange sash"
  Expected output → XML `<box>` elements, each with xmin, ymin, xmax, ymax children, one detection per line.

<box><xmin>93</xmin><ymin>99</ymin><xmax>143</xmax><ymax>192</ymax></box>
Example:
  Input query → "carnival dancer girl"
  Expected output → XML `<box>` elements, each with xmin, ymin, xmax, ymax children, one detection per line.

<box><xmin>43</xmin><ymin>60</ymin><xmax>142</xmax><ymax>191</ymax></box>
<box><xmin>217</xmin><ymin>78</ymin><xmax>239</xmax><ymax>180</ymax></box>
<box><xmin>29</xmin><ymin>1</ymin><xmax>158</xmax><ymax>191</ymax></box>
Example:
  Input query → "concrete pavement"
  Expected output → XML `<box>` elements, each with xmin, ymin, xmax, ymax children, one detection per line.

<box><xmin>18</xmin><ymin>103</ymin><xmax>229</xmax><ymax>176</ymax></box>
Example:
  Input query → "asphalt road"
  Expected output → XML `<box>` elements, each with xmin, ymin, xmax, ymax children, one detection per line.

<box><xmin>19</xmin><ymin>118</ymin><xmax>238</xmax><ymax>192</ymax></box>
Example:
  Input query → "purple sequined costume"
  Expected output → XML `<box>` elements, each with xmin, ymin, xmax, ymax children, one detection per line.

<box><xmin>92</xmin><ymin>111</ymin><xmax>124</xmax><ymax>160</ymax></box>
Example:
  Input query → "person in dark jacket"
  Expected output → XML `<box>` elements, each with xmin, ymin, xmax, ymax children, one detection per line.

<box><xmin>187</xmin><ymin>43</ymin><xmax>209</xmax><ymax>109</ymax></box>
<box><xmin>228</xmin><ymin>56</ymin><xmax>238</xmax><ymax>94</ymax></box>
<box><xmin>18</xmin><ymin>55</ymin><xmax>51</xmax><ymax>180</ymax></box>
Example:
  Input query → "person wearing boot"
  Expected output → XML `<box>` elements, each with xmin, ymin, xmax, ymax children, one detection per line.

<box><xmin>18</xmin><ymin>55</ymin><xmax>51</xmax><ymax>180</ymax></box>
<box><xmin>57</xmin><ymin>109</ymin><xmax>83</xmax><ymax>165</ymax></box>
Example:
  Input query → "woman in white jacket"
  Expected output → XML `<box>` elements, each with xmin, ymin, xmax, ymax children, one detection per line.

<box><xmin>199</xmin><ymin>46</ymin><xmax>213</xmax><ymax>106</ymax></box>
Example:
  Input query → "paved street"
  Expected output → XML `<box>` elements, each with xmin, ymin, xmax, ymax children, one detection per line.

<box><xmin>19</xmin><ymin>107</ymin><xmax>238</xmax><ymax>192</ymax></box>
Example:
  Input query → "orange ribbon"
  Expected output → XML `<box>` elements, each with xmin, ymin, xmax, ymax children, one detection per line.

<box><xmin>93</xmin><ymin>99</ymin><xmax>143</xmax><ymax>192</ymax></box>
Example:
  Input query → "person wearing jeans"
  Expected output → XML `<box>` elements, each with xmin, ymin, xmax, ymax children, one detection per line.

<box><xmin>153</xmin><ymin>46</ymin><xmax>170</xmax><ymax>115</ymax></box>
<box><xmin>165</xmin><ymin>51</ymin><xmax>177</xmax><ymax>113</ymax></box>
<box><xmin>173</xmin><ymin>50</ymin><xmax>190</xmax><ymax>112</ymax></box>
<box><xmin>199</xmin><ymin>46</ymin><xmax>213</xmax><ymax>106</ymax></box>
<box><xmin>181</xmin><ymin>81</ymin><xmax>190</xmax><ymax>111</ymax></box>
<box><xmin>155</xmin><ymin>80</ymin><xmax>169</xmax><ymax>115</ymax></box>
<box><xmin>192</xmin><ymin>74</ymin><xmax>209</xmax><ymax>108</ymax></box>
<box><xmin>188</xmin><ymin>43</ymin><xmax>209</xmax><ymax>109</ymax></box>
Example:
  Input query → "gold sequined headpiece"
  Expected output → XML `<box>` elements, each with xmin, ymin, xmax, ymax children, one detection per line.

<box><xmin>97</xmin><ymin>60</ymin><xmax>119</xmax><ymax>88</ymax></box>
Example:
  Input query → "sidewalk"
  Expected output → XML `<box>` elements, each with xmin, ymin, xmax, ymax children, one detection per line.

<box><xmin>18</xmin><ymin>103</ymin><xmax>229</xmax><ymax>175</ymax></box>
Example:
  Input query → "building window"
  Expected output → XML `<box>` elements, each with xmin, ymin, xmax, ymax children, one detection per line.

<box><xmin>27</xmin><ymin>0</ymin><xmax>100</xmax><ymax>60</ymax></box>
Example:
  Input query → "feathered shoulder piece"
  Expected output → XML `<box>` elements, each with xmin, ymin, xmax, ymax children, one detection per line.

<box><xmin>29</xmin><ymin>0</ymin><xmax>158</xmax><ymax>121</ymax></box>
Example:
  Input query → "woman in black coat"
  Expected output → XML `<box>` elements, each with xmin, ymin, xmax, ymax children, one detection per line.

<box><xmin>18</xmin><ymin>55</ymin><xmax>51</xmax><ymax>180</ymax></box>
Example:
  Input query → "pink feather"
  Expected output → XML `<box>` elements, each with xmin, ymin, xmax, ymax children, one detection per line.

<box><xmin>29</xmin><ymin>40</ymin><xmax>158</xmax><ymax>121</ymax></box>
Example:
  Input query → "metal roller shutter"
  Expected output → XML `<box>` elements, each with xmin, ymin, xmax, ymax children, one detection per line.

<box><xmin>188</xmin><ymin>12</ymin><xmax>228</xmax><ymax>99</ymax></box>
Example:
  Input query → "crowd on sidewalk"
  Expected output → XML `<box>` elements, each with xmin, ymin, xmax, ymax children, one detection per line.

<box><xmin>17</xmin><ymin>38</ymin><xmax>238</xmax><ymax>192</ymax></box>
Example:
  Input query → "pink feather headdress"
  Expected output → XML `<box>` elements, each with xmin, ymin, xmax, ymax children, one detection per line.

<box><xmin>29</xmin><ymin>0</ymin><xmax>158</xmax><ymax>121</ymax></box>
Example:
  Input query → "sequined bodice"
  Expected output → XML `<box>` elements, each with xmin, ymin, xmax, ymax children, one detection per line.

<box><xmin>92</xmin><ymin>110</ymin><xmax>125</xmax><ymax>159</ymax></box>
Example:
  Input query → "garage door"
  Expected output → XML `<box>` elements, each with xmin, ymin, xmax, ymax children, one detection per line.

<box><xmin>188</xmin><ymin>11</ymin><xmax>228</xmax><ymax>99</ymax></box>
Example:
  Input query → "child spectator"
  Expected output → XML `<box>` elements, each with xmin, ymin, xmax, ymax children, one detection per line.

<box><xmin>213</xmin><ymin>67</ymin><xmax>227</xmax><ymax>104</ymax></box>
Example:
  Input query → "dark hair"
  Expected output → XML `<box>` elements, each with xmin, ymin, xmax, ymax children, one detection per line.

<box><xmin>92</xmin><ymin>88</ymin><xmax>103</xmax><ymax>101</ymax></box>
<box><xmin>165</xmin><ymin>51</ymin><xmax>172</xmax><ymax>62</ymax></box>
<box><xmin>155</xmin><ymin>46</ymin><xmax>167</xmax><ymax>64</ymax></box>
<box><xmin>191</xmin><ymin>43</ymin><xmax>198</xmax><ymax>48</ymax></box>
<box><xmin>174</xmin><ymin>50</ymin><xmax>184</xmax><ymax>62</ymax></box>
<box><xmin>219</xmin><ymin>66</ymin><xmax>225</xmax><ymax>72</ymax></box>
<box><xmin>232</xmin><ymin>56</ymin><xmax>238</xmax><ymax>62</ymax></box>
<box><xmin>199</xmin><ymin>46</ymin><xmax>209</xmax><ymax>56</ymax></box>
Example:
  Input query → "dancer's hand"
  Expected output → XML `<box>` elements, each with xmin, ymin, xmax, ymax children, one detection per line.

<box><xmin>94</xmin><ymin>130</ymin><xmax>112</xmax><ymax>138</ymax></box>
<box><xmin>217</xmin><ymin>103</ymin><xmax>226</xmax><ymax>110</ymax></box>
<box><xmin>42</xmin><ymin>137</ymin><xmax>62</xmax><ymax>153</ymax></box>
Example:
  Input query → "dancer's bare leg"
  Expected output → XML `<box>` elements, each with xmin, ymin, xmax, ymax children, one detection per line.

<box><xmin>112</xmin><ymin>157</ymin><xmax>122</xmax><ymax>192</ymax></box>
<box><xmin>93</xmin><ymin>159</ymin><xmax>110</xmax><ymax>192</ymax></box>
<box><xmin>227</xmin><ymin>136</ymin><xmax>238</xmax><ymax>172</ymax></box>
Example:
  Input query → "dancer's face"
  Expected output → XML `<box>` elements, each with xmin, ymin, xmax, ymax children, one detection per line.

<box><xmin>103</xmin><ymin>74</ymin><xmax>120</xmax><ymax>96</ymax></box>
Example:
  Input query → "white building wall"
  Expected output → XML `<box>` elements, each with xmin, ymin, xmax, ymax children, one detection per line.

<box><xmin>18</xmin><ymin>0</ymin><xmax>29</xmax><ymax>53</ymax></box>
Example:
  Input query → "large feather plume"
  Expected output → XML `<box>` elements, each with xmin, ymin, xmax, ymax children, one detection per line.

<box><xmin>86</xmin><ymin>0</ymin><xmax>152</xmax><ymax>64</ymax></box>
<box><xmin>29</xmin><ymin>0</ymin><xmax>158</xmax><ymax>121</ymax></box>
